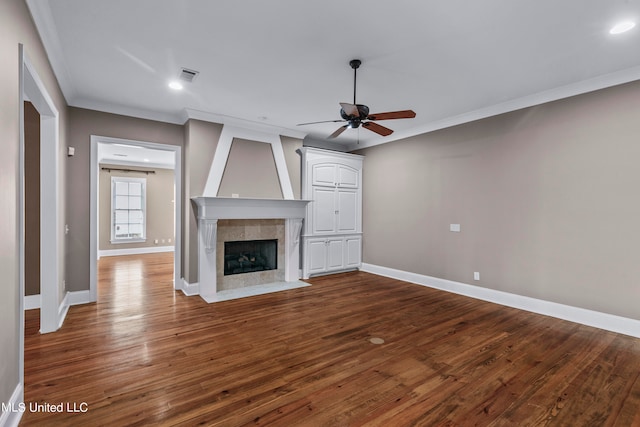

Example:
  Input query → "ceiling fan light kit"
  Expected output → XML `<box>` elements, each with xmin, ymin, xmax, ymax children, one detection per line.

<box><xmin>298</xmin><ymin>59</ymin><xmax>416</xmax><ymax>139</ymax></box>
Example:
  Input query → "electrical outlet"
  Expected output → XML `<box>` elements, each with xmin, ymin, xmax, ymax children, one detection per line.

<box><xmin>450</xmin><ymin>224</ymin><xmax>461</xmax><ymax>232</ymax></box>
<box><xmin>168</xmin><ymin>238</ymin><xmax>172</xmax><ymax>243</ymax></box>
<box><xmin>474</xmin><ymin>272</ymin><xmax>480</xmax><ymax>281</ymax></box>
<box><xmin>154</xmin><ymin>239</ymin><xmax>159</xmax><ymax>244</ymax></box>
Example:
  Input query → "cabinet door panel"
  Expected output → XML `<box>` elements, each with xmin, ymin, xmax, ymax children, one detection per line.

<box><xmin>337</xmin><ymin>165</ymin><xmax>359</xmax><ymax>188</ymax></box>
<box><xmin>327</xmin><ymin>239</ymin><xmax>344</xmax><ymax>270</ymax></box>
<box><xmin>336</xmin><ymin>189</ymin><xmax>358</xmax><ymax>233</ymax></box>
<box><xmin>312</xmin><ymin>187</ymin><xmax>337</xmax><ymax>234</ymax></box>
<box><xmin>307</xmin><ymin>239</ymin><xmax>328</xmax><ymax>273</ymax></box>
<box><xmin>312</xmin><ymin>164</ymin><xmax>336</xmax><ymax>187</ymax></box>
<box><xmin>345</xmin><ymin>237</ymin><xmax>361</xmax><ymax>268</ymax></box>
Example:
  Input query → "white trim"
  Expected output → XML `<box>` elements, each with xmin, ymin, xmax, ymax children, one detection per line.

<box><xmin>24</xmin><ymin>295</ymin><xmax>41</xmax><ymax>310</ymax></box>
<box><xmin>53</xmin><ymin>290</ymin><xmax>93</xmax><ymax>333</ymax></box>
<box><xmin>0</xmin><ymin>383</ymin><xmax>24</xmax><ymax>427</ymax></box>
<box><xmin>345</xmin><ymin>64</ymin><xmax>640</xmax><ymax>151</ymax></box>
<box><xmin>91</xmin><ymin>136</ymin><xmax>183</xmax><ymax>299</ymax></box>
<box><xmin>25</xmin><ymin>0</ymin><xmax>75</xmax><ymax>103</ymax></box>
<box><xmin>99</xmin><ymin>246</ymin><xmax>174</xmax><ymax>257</ymax></box>
<box><xmin>192</xmin><ymin>197</ymin><xmax>309</xmax><ymax>220</ymax></box>
<box><xmin>110</xmin><ymin>176</ymin><xmax>147</xmax><ymax>243</ymax></box>
<box><xmin>202</xmin><ymin>125</ymin><xmax>295</xmax><ymax>199</ymax></box>
<box><xmin>57</xmin><ymin>292</ymin><xmax>70</xmax><ymax>331</ymax></box>
<box><xmin>18</xmin><ymin>45</ymin><xmax>26</xmax><ymax>395</ymax></box>
<box><xmin>20</xmin><ymin>47</ymin><xmax>61</xmax><ymax>336</ymax></box>
<box><xmin>67</xmin><ymin>290</ymin><xmax>92</xmax><ymax>306</ymax></box>
<box><xmin>361</xmin><ymin>263</ymin><xmax>640</xmax><ymax>339</ymax></box>
<box><xmin>73</xmin><ymin>97</ymin><xmax>183</xmax><ymax>125</ymax></box>
<box><xmin>180</xmin><ymin>279</ymin><xmax>200</xmax><ymax>296</ymax></box>
<box><xmin>184</xmin><ymin>108</ymin><xmax>306</xmax><ymax>139</ymax></box>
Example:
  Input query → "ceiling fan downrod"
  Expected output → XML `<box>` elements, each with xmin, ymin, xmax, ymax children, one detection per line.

<box><xmin>350</xmin><ymin>59</ymin><xmax>361</xmax><ymax>105</ymax></box>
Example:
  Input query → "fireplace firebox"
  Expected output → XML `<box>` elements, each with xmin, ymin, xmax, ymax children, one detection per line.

<box><xmin>223</xmin><ymin>239</ymin><xmax>278</xmax><ymax>276</ymax></box>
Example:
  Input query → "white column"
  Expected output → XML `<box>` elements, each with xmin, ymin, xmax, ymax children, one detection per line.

<box><xmin>285</xmin><ymin>218</ymin><xmax>304</xmax><ymax>282</ymax></box>
<box><xmin>198</xmin><ymin>218</ymin><xmax>218</xmax><ymax>302</ymax></box>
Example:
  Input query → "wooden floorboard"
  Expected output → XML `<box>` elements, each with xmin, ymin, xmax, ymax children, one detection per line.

<box><xmin>21</xmin><ymin>253</ymin><xmax>640</xmax><ymax>426</ymax></box>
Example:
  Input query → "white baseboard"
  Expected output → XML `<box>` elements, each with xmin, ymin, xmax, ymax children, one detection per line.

<box><xmin>24</xmin><ymin>294</ymin><xmax>40</xmax><ymax>310</ymax></box>
<box><xmin>180</xmin><ymin>279</ymin><xmax>200</xmax><ymax>296</ymax></box>
<box><xmin>361</xmin><ymin>263</ymin><xmax>640</xmax><ymax>339</ymax></box>
<box><xmin>0</xmin><ymin>383</ymin><xmax>24</xmax><ymax>427</ymax></box>
<box><xmin>67</xmin><ymin>290</ymin><xmax>92</xmax><ymax>306</ymax></box>
<box><xmin>57</xmin><ymin>292</ymin><xmax>70</xmax><ymax>330</ymax></box>
<box><xmin>55</xmin><ymin>290</ymin><xmax>93</xmax><ymax>331</ymax></box>
<box><xmin>98</xmin><ymin>245</ymin><xmax>174</xmax><ymax>258</ymax></box>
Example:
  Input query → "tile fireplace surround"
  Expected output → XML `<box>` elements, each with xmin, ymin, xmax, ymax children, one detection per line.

<box><xmin>192</xmin><ymin>197</ymin><xmax>309</xmax><ymax>303</ymax></box>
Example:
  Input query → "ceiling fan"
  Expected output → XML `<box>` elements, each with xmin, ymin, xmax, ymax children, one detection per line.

<box><xmin>298</xmin><ymin>59</ymin><xmax>416</xmax><ymax>139</ymax></box>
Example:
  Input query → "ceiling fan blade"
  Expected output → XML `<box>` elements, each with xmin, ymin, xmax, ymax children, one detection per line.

<box><xmin>340</xmin><ymin>102</ymin><xmax>359</xmax><ymax>117</ymax></box>
<box><xmin>363</xmin><ymin>121</ymin><xmax>394</xmax><ymax>137</ymax></box>
<box><xmin>367</xmin><ymin>110</ymin><xmax>416</xmax><ymax>121</ymax></box>
<box><xmin>328</xmin><ymin>125</ymin><xmax>349</xmax><ymax>139</ymax></box>
<box><xmin>297</xmin><ymin>119</ymin><xmax>346</xmax><ymax>126</ymax></box>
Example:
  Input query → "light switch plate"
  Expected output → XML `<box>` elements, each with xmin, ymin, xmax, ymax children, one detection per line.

<box><xmin>450</xmin><ymin>224</ymin><xmax>461</xmax><ymax>232</ymax></box>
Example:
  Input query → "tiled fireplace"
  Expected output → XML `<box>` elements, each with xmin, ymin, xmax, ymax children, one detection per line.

<box><xmin>217</xmin><ymin>219</ymin><xmax>284</xmax><ymax>290</ymax></box>
<box><xmin>192</xmin><ymin>197</ymin><xmax>309</xmax><ymax>303</ymax></box>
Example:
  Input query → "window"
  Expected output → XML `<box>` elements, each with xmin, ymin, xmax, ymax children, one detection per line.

<box><xmin>111</xmin><ymin>177</ymin><xmax>146</xmax><ymax>243</ymax></box>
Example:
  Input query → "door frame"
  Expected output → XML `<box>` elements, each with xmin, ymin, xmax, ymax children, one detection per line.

<box><xmin>89</xmin><ymin>135</ymin><xmax>182</xmax><ymax>300</ymax></box>
<box><xmin>19</xmin><ymin>44</ymin><xmax>62</xmax><ymax>340</ymax></box>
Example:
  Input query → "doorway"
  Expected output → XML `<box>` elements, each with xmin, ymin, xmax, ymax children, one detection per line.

<box><xmin>19</xmin><ymin>45</ymin><xmax>62</xmax><ymax>340</ymax></box>
<box><xmin>23</xmin><ymin>101</ymin><xmax>41</xmax><ymax>316</ymax></box>
<box><xmin>89</xmin><ymin>136</ymin><xmax>182</xmax><ymax>302</ymax></box>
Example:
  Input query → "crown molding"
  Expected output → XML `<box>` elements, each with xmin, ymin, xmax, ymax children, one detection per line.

<box><xmin>183</xmin><ymin>108</ymin><xmax>306</xmax><ymax>139</ymax></box>
<box><xmin>345</xmin><ymin>65</ymin><xmax>640</xmax><ymax>151</ymax></box>
<box><xmin>26</xmin><ymin>0</ymin><xmax>76</xmax><ymax>104</ymax></box>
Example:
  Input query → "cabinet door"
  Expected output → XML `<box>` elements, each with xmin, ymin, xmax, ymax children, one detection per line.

<box><xmin>307</xmin><ymin>238</ymin><xmax>328</xmax><ymax>274</ymax></box>
<box><xmin>337</xmin><ymin>165</ymin><xmax>359</xmax><ymax>188</ymax></box>
<box><xmin>312</xmin><ymin>187</ymin><xmax>337</xmax><ymax>234</ymax></box>
<box><xmin>336</xmin><ymin>189</ymin><xmax>358</xmax><ymax>233</ymax></box>
<box><xmin>326</xmin><ymin>238</ymin><xmax>344</xmax><ymax>270</ymax></box>
<box><xmin>344</xmin><ymin>236</ymin><xmax>362</xmax><ymax>268</ymax></box>
<box><xmin>312</xmin><ymin>163</ymin><xmax>336</xmax><ymax>187</ymax></box>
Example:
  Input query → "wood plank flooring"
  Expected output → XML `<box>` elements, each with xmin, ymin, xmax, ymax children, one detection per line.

<box><xmin>22</xmin><ymin>253</ymin><xmax>640</xmax><ymax>426</ymax></box>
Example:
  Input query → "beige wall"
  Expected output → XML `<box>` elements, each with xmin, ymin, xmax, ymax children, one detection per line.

<box><xmin>67</xmin><ymin>107</ymin><xmax>183</xmax><ymax>292</ymax></box>
<box><xmin>356</xmin><ymin>79</ymin><xmax>640</xmax><ymax>321</ymax></box>
<box><xmin>99</xmin><ymin>165</ymin><xmax>175</xmax><ymax>251</ymax></box>
<box><xmin>183</xmin><ymin>119</ymin><xmax>222</xmax><ymax>283</ymax></box>
<box><xmin>0</xmin><ymin>0</ymin><xmax>69</xmax><ymax>412</ymax></box>
<box><xmin>218</xmin><ymin>138</ymin><xmax>283</xmax><ymax>199</ymax></box>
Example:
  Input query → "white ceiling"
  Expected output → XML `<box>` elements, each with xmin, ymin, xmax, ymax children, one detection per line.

<box><xmin>27</xmin><ymin>0</ymin><xmax>640</xmax><ymax>150</ymax></box>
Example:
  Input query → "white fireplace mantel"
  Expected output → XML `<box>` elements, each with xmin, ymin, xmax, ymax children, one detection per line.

<box><xmin>192</xmin><ymin>197</ymin><xmax>310</xmax><ymax>221</ymax></box>
<box><xmin>192</xmin><ymin>197</ymin><xmax>309</xmax><ymax>303</ymax></box>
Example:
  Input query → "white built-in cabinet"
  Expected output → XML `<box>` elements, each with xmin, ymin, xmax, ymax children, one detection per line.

<box><xmin>298</xmin><ymin>147</ymin><xmax>363</xmax><ymax>278</ymax></box>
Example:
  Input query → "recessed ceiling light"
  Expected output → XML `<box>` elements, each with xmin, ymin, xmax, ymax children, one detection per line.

<box><xmin>168</xmin><ymin>81</ymin><xmax>183</xmax><ymax>90</ymax></box>
<box><xmin>610</xmin><ymin>21</ymin><xmax>636</xmax><ymax>35</ymax></box>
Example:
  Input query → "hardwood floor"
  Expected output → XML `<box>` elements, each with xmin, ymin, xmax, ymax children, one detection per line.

<box><xmin>22</xmin><ymin>253</ymin><xmax>640</xmax><ymax>426</ymax></box>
